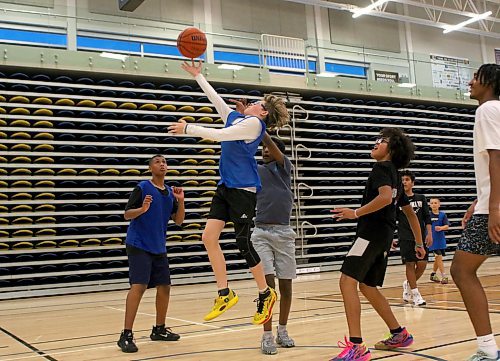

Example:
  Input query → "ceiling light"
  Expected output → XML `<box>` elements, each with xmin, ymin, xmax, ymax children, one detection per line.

<box><xmin>100</xmin><ymin>52</ymin><xmax>129</xmax><ymax>61</ymax></box>
<box><xmin>398</xmin><ymin>83</ymin><xmax>416</xmax><ymax>88</ymax></box>
<box><xmin>316</xmin><ymin>72</ymin><xmax>337</xmax><ymax>77</ymax></box>
<box><xmin>352</xmin><ymin>0</ymin><xmax>390</xmax><ymax>18</ymax></box>
<box><xmin>218</xmin><ymin>64</ymin><xmax>244</xmax><ymax>70</ymax></box>
<box><xmin>443</xmin><ymin>11</ymin><xmax>492</xmax><ymax>34</ymax></box>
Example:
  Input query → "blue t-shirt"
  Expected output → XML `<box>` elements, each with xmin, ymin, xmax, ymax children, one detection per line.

<box><xmin>429</xmin><ymin>211</ymin><xmax>449</xmax><ymax>251</ymax></box>
<box><xmin>255</xmin><ymin>156</ymin><xmax>293</xmax><ymax>225</ymax></box>
<box><xmin>219</xmin><ymin>111</ymin><xmax>266</xmax><ymax>190</ymax></box>
<box><xmin>125</xmin><ymin>180</ymin><xmax>176</xmax><ymax>254</ymax></box>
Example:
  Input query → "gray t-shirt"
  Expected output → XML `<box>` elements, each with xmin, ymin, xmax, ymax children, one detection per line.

<box><xmin>255</xmin><ymin>156</ymin><xmax>293</xmax><ymax>225</ymax></box>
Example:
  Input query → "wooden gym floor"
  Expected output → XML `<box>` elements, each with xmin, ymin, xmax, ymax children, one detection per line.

<box><xmin>0</xmin><ymin>259</ymin><xmax>499</xmax><ymax>361</ymax></box>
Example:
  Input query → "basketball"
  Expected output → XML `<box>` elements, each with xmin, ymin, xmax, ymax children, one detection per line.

<box><xmin>177</xmin><ymin>27</ymin><xmax>207</xmax><ymax>59</ymax></box>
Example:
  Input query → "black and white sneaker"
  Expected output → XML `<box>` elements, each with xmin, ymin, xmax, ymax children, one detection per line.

<box><xmin>117</xmin><ymin>330</ymin><xmax>138</xmax><ymax>353</ymax></box>
<box><xmin>150</xmin><ymin>325</ymin><xmax>180</xmax><ymax>341</ymax></box>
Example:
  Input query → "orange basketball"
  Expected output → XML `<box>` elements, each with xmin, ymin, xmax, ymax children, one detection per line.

<box><xmin>177</xmin><ymin>27</ymin><xmax>207</xmax><ymax>59</ymax></box>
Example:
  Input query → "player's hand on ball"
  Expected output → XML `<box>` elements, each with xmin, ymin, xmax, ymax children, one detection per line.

<box><xmin>142</xmin><ymin>195</ymin><xmax>153</xmax><ymax>212</ymax></box>
<box><xmin>172</xmin><ymin>186</ymin><xmax>184</xmax><ymax>201</ymax></box>
<box><xmin>181</xmin><ymin>59</ymin><xmax>202</xmax><ymax>77</ymax></box>
<box><xmin>168</xmin><ymin>119</ymin><xmax>187</xmax><ymax>135</ymax></box>
<box><xmin>331</xmin><ymin>208</ymin><xmax>356</xmax><ymax>221</ymax></box>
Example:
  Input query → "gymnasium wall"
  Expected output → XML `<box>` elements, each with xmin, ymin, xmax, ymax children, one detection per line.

<box><xmin>0</xmin><ymin>0</ymin><xmax>496</xmax><ymax>84</ymax></box>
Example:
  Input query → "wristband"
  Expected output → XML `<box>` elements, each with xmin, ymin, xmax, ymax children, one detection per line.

<box><xmin>184</xmin><ymin>123</ymin><xmax>189</xmax><ymax>134</ymax></box>
<box><xmin>354</xmin><ymin>209</ymin><xmax>359</xmax><ymax>218</ymax></box>
<box><xmin>415</xmin><ymin>244</ymin><xmax>424</xmax><ymax>249</ymax></box>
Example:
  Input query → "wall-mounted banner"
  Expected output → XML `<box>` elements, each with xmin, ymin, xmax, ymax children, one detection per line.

<box><xmin>374</xmin><ymin>70</ymin><xmax>399</xmax><ymax>83</ymax></box>
<box><xmin>430</xmin><ymin>54</ymin><xmax>471</xmax><ymax>91</ymax></box>
<box><xmin>495</xmin><ymin>49</ymin><xmax>500</xmax><ymax>65</ymax></box>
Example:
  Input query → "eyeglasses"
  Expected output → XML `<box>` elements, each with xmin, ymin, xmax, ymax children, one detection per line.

<box><xmin>251</xmin><ymin>100</ymin><xmax>267</xmax><ymax>111</ymax></box>
<box><xmin>375</xmin><ymin>137</ymin><xmax>389</xmax><ymax>145</ymax></box>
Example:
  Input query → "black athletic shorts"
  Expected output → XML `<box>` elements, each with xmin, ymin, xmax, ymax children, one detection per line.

<box><xmin>399</xmin><ymin>239</ymin><xmax>429</xmax><ymax>263</ymax></box>
<box><xmin>341</xmin><ymin>235</ymin><xmax>391</xmax><ymax>287</ymax></box>
<box><xmin>432</xmin><ymin>249</ymin><xmax>446</xmax><ymax>256</ymax></box>
<box><xmin>208</xmin><ymin>184</ymin><xmax>256</xmax><ymax>224</ymax></box>
<box><xmin>126</xmin><ymin>244</ymin><xmax>171</xmax><ymax>288</ymax></box>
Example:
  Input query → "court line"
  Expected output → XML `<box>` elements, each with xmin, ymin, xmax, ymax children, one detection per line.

<box><xmin>0</xmin><ymin>327</ymin><xmax>58</xmax><ymax>361</ymax></box>
<box><xmin>132</xmin><ymin>345</ymin><xmax>447</xmax><ymax>361</ymax></box>
<box><xmin>0</xmin><ymin>308</ymin><xmax>380</xmax><ymax>361</ymax></box>
<box><xmin>105</xmin><ymin>306</ymin><xmax>221</xmax><ymax>329</ymax></box>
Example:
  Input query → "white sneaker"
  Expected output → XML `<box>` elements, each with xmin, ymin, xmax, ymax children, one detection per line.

<box><xmin>402</xmin><ymin>280</ymin><xmax>412</xmax><ymax>303</ymax></box>
<box><xmin>412</xmin><ymin>291</ymin><xmax>426</xmax><ymax>306</ymax></box>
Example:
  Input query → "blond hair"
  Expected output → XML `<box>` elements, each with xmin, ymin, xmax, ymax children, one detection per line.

<box><xmin>263</xmin><ymin>94</ymin><xmax>290</xmax><ymax>130</ymax></box>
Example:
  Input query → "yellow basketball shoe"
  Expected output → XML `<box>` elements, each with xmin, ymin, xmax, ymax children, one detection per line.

<box><xmin>204</xmin><ymin>289</ymin><xmax>239</xmax><ymax>321</ymax></box>
<box><xmin>253</xmin><ymin>287</ymin><xmax>277</xmax><ymax>325</ymax></box>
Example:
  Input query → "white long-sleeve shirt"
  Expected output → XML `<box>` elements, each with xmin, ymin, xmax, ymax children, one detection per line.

<box><xmin>185</xmin><ymin>74</ymin><xmax>262</xmax><ymax>143</ymax></box>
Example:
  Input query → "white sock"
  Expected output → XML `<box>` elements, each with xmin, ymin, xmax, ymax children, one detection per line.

<box><xmin>477</xmin><ymin>334</ymin><xmax>498</xmax><ymax>358</ymax></box>
<box><xmin>259</xmin><ymin>287</ymin><xmax>269</xmax><ymax>294</ymax></box>
<box><xmin>411</xmin><ymin>288</ymin><xmax>420</xmax><ymax>296</ymax></box>
<box><xmin>263</xmin><ymin>330</ymin><xmax>273</xmax><ymax>338</ymax></box>
<box><xmin>277</xmin><ymin>324</ymin><xmax>287</xmax><ymax>333</ymax></box>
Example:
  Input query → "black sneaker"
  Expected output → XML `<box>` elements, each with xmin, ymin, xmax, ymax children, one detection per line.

<box><xmin>150</xmin><ymin>325</ymin><xmax>180</xmax><ymax>341</ymax></box>
<box><xmin>117</xmin><ymin>331</ymin><xmax>138</xmax><ymax>353</ymax></box>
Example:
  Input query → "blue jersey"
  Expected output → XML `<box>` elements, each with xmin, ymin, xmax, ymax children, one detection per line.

<box><xmin>429</xmin><ymin>211</ymin><xmax>449</xmax><ymax>251</ymax></box>
<box><xmin>125</xmin><ymin>180</ymin><xmax>176</xmax><ymax>254</ymax></box>
<box><xmin>218</xmin><ymin>111</ymin><xmax>266</xmax><ymax>190</ymax></box>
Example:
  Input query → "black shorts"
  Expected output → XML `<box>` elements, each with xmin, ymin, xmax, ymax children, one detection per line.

<box><xmin>432</xmin><ymin>249</ymin><xmax>446</xmax><ymax>256</ymax></box>
<box><xmin>399</xmin><ymin>239</ymin><xmax>429</xmax><ymax>263</ymax></box>
<box><xmin>341</xmin><ymin>236</ymin><xmax>391</xmax><ymax>287</ymax></box>
<box><xmin>208</xmin><ymin>184</ymin><xmax>256</xmax><ymax>224</ymax></box>
<box><xmin>126</xmin><ymin>244</ymin><xmax>171</xmax><ymax>288</ymax></box>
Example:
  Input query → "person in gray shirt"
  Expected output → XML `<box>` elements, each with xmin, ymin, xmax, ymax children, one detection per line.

<box><xmin>251</xmin><ymin>132</ymin><xmax>296</xmax><ymax>355</ymax></box>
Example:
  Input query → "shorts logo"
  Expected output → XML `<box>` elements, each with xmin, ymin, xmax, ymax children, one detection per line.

<box><xmin>240</xmin><ymin>214</ymin><xmax>248</xmax><ymax>219</ymax></box>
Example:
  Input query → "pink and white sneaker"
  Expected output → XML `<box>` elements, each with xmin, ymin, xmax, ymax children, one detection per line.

<box><xmin>330</xmin><ymin>337</ymin><xmax>372</xmax><ymax>361</ymax></box>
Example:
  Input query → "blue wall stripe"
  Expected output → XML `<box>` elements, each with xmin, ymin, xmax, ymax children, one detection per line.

<box><xmin>77</xmin><ymin>36</ymin><xmax>141</xmax><ymax>52</ymax></box>
<box><xmin>325</xmin><ymin>62</ymin><xmax>366</xmax><ymax>76</ymax></box>
<box><xmin>0</xmin><ymin>28</ymin><xmax>66</xmax><ymax>46</ymax></box>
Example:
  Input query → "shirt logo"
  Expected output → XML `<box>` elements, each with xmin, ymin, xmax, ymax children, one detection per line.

<box><xmin>241</xmin><ymin>214</ymin><xmax>248</xmax><ymax>219</ymax></box>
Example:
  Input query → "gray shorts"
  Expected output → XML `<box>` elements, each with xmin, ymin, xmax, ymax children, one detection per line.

<box><xmin>457</xmin><ymin>214</ymin><xmax>500</xmax><ymax>256</ymax></box>
<box><xmin>251</xmin><ymin>224</ymin><xmax>297</xmax><ymax>279</ymax></box>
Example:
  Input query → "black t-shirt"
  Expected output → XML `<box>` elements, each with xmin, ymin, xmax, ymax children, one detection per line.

<box><xmin>125</xmin><ymin>185</ymin><xmax>178</xmax><ymax>214</ymax></box>
<box><xmin>356</xmin><ymin>161</ymin><xmax>409</xmax><ymax>243</ymax></box>
<box><xmin>397</xmin><ymin>193</ymin><xmax>431</xmax><ymax>241</ymax></box>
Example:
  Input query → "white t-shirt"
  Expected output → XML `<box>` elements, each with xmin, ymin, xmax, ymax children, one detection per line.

<box><xmin>473</xmin><ymin>100</ymin><xmax>500</xmax><ymax>214</ymax></box>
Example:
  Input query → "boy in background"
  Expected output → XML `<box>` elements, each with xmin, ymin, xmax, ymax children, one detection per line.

<box><xmin>428</xmin><ymin>197</ymin><xmax>450</xmax><ymax>284</ymax></box>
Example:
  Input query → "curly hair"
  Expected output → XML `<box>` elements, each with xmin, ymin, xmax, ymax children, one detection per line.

<box><xmin>476</xmin><ymin>63</ymin><xmax>500</xmax><ymax>98</ymax></box>
<box><xmin>263</xmin><ymin>94</ymin><xmax>290</xmax><ymax>130</ymax></box>
<box><xmin>380</xmin><ymin>128</ymin><xmax>415</xmax><ymax>170</ymax></box>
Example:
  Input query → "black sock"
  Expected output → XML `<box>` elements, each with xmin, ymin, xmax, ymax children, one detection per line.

<box><xmin>350</xmin><ymin>337</ymin><xmax>363</xmax><ymax>344</ymax></box>
<box><xmin>390</xmin><ymin>327</ymin><xmax>403</xmax><ymax>334</ymax></box>
<box><xmin>123</xmin><ymin>329</ymin><xmax>133</xmax><ymax>335</ymax></box>
<box><xmin>431</xmin><ymin>272</ymin><xmax>435</xmax><ymax>276</ymax></box>
<box><xmin>154</xmin><ymin>324</ymin><xmax>165</xmax><ymax>330</ymax></box>
<box><xmin>259</xmin><ymin>287</ymin><xmax>270</xmax><ymax>301</ymax></box>
<box><xmin>218</xmin><ymin>287</ymin><xmax>230</xmax><ymax>297</ymax></box>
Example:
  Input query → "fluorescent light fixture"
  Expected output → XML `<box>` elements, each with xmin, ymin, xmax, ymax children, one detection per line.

<box><xmin>316</xmin><ymin>72</ymin><xmax>337</xmax><ymax>78</ymax></box>
<box><xmin>398</xmin><ymin>83</ymin><xmax>416</xmax><ymax>88</ymax></box>
<box><xmin>100</xmin><ymin>52</ymin><xmax>129</xmax><ymax>61</ymax></box>
<box><xmin>443</xmin><ymin>11</ymin><xmax>492</xmax><ymax>33</ymax></box>
<box><xmin>218</xmin><ymin>64</ymin><xmax>244</xmax><ymax>70</ymax></box>
<box><xmin>352</xmin><ymin>0</ymin><xmax>390</xmax><ymax>18</ymax></box>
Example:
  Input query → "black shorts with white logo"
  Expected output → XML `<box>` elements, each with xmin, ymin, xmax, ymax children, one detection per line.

<box><xmin>208</xmin><ymin>184</ymin><xmax>256</xmax><ymax>224</ymax></box>
<box><xmin>340</xmin><ymin>235</ymin><xmax>392</xmax><ymax>287</ymax></box>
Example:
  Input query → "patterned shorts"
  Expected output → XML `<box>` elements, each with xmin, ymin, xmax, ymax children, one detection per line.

<box><xmin>457</xmin><ymin>214</ymin><xmax>500</xmax><ymax>256</ymax></box>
